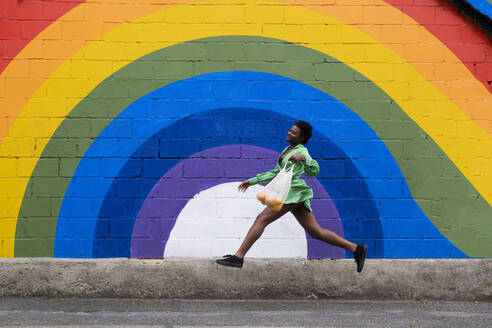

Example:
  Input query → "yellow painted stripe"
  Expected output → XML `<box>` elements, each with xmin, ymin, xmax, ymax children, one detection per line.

<box><xmin>1</xmin><ymin>0</ymin><xmax>491</xmax><ymax>257</ymax></box>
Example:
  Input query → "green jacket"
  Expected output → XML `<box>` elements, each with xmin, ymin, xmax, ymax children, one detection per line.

<box><xmin>248</xmin><ymin>144</ymin><xmax>320</xmax><ymax>211</ymax></box>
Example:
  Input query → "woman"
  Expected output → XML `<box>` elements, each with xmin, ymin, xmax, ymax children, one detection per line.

<box><xmin>216</xmin><ymin>121</ymin><xmax>368</xmax><ymax>273</ymax></box>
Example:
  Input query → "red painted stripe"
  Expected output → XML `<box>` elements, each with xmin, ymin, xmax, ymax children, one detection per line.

<box><xmin>0</xmin><ymin>0</ymin><xmax>87</xmax><ymax>74</ymax></box>
<box><xmin>386</xmin><ymin>0</ymin><xmax>492</xmax><ymax>93</ymax></box>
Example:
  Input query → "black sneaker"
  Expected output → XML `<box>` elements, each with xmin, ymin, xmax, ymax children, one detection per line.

<box><xmin>216</xmin><ymin>255</ymin><xmax>243</xmax><ymax>268</ymax></box>
<box><xmin>354</xmin><ymin>244</ymin><xmax>368</xmax><ymax>273</ymax></box>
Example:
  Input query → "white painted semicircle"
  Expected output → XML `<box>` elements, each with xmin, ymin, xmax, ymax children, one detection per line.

<box><xmin>163</xmin><ymin>182</ymin><xmax>308</xmax><ymax>258</ymax></box>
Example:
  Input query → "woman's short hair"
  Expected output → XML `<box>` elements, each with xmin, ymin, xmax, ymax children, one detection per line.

<box><xmin>294</xmin><ymin>120</ymin><xmax>312</xmax><ymax>144</ymax></box>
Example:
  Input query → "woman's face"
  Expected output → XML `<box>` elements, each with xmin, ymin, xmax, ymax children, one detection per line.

<box><xmin>286</xmin><ymin>125</ymin><xmax>304</xmax><ymax>144</ymax></box>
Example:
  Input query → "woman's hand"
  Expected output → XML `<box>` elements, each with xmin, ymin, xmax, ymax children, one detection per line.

<box><xmin>238</xmin><ymin>180</ymin><xmax>250</xmax><ymax>192</ymax></box>
<box><xmin>289</xmin><ymin>154</ymin><xmax>306</xmax><ymax>163</ymax></box>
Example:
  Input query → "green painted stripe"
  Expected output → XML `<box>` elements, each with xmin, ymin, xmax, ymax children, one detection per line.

<box><xmin>16</xmin><ymin>36</ymin><xmax>491</xmax><ymax>257</ymax></box>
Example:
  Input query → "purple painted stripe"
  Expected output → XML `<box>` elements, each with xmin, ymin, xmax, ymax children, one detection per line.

<box><xmin>131</xmin><ymin>145</ymin><xmax>344</xmax><ymax>259</ymax></box>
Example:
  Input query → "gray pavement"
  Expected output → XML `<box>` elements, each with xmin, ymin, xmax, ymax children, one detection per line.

<box><xmin>0</xmin><ymin>298</ymin><xmax>490</xmax><ymax>327</ymax></box>
<box><xmin>1</xmin><ymin>258</ymin><xmax>491</xmax><ymax>301</ymax></box>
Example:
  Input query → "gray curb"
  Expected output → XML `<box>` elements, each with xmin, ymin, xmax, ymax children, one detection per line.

<box><xmin>0</xmin><ymin>258</ymin><xmax>491</xmax><ymax>301</ymax></box>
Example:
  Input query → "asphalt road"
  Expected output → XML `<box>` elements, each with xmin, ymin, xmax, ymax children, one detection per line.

<box><xmin>0</xmin><ymin>298</ymin><xmax>490</xmax><ymax>327</ymax></box>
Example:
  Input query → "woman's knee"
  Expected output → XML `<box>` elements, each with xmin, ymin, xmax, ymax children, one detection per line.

<box><xmin>255</xmin><ymin>212</ymin><xmax>275</xmax><ymax>227</ymax></box>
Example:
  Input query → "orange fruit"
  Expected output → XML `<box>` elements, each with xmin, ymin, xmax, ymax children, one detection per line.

<box><xmin>264</xmin><ymin>196</ymin><xmax>275</xmax><ymax>206</ymax></box>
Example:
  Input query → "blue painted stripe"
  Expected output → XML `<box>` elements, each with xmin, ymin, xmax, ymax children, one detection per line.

<box><xmin>55</xmin><ymin>71</ymin><xmax>467</xmax><ymax>259</ymax></box>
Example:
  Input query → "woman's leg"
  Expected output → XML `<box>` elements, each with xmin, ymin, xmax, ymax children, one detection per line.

<box><xmin>292</xmin><ymin>205</ymin><xmax>357</xmax><ymax>253</ymax></box>
<box><xmin>235</xmin><ymin>203</ymin><xmax>300</xmax><ymax>258</ymax></box>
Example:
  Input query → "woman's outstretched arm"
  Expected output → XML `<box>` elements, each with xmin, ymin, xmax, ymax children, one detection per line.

<box><xmin>237</xmin><ymin>165</ymin><xmax>281</xmax><ymax>192</ymax></box>
<box><xmin>248</xmin><ymin>165</ymin><xmax>281</xmax><ymax>185</ymax></box>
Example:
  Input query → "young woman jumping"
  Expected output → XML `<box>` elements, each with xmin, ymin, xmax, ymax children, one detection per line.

<box><xmin>216</xmin><ymin>121</ymin><xmax>368</xmax><ymax>273</ymax></box>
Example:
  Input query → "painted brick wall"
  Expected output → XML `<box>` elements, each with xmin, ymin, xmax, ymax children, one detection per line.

<box><xmin>0</xmin><ymin>0</ymin><xmax>490</xmax><ymax>259</ymax></box>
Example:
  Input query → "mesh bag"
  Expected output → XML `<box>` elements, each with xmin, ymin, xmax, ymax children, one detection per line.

<box><xmin>256</xmin><ymin>161</ymin><xmax>294</xmax><ymax>211</ymax></box>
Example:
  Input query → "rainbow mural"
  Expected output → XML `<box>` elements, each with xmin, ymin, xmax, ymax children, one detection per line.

<box><xmin>0</xmin><ymin>0</ymin><xmax>491</xmax><ymax>259</ymax></box>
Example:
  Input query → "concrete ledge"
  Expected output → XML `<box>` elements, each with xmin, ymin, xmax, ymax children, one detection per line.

<box><xmin>0</xmin><ymin>258</ymin><xmax>490</xmax><ymax>301</ymax></box>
